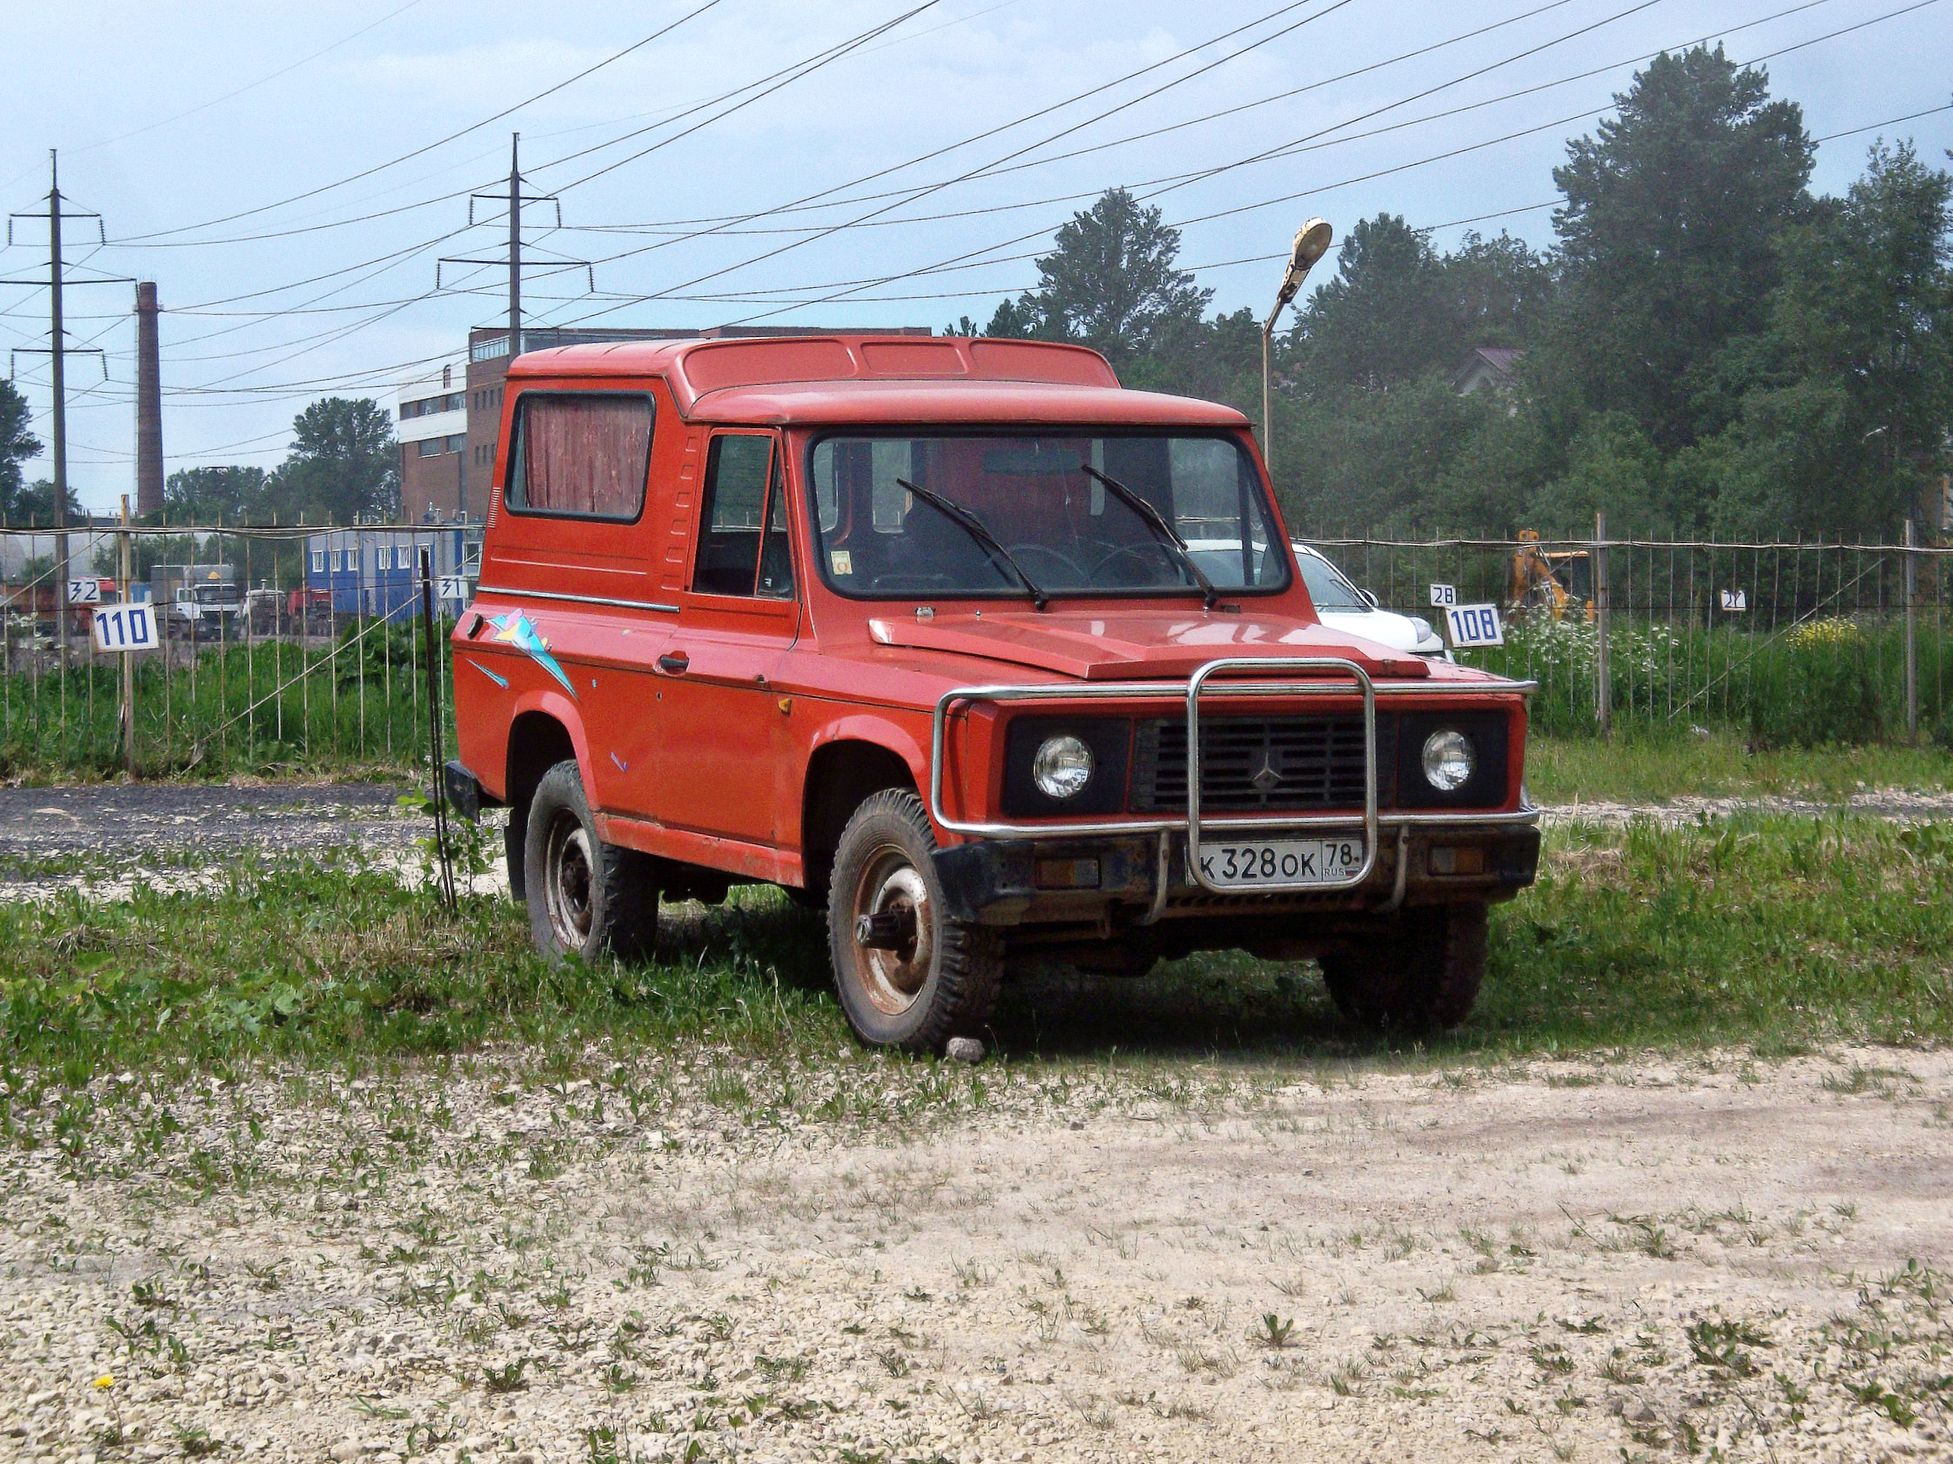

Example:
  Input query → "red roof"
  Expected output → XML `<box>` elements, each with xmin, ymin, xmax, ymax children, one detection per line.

<box><xmin>507</xmin><ymin>334</ymin><xmax>1249</xmax><ymax>428</ymax></box>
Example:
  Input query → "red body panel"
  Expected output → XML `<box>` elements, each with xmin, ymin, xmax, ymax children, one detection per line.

<box><xmin>449</xmin><ymin>336</ymin><xmax>1532</xmax><ymax>887</ymax></box>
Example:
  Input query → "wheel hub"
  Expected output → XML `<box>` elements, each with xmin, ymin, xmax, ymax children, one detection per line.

<box><xmin>848</xmin><ymin>847</ymin><xmax>934</xmax><ymax>1016</ymax></box>
<box><xmin>544</xmin><ymin>813</ymin><xmax>595</xmax><ymax>949</ymax></box>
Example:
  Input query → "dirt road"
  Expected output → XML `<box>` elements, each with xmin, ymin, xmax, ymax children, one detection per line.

<box><xmin>3</xmin><ymin>1050</ymin><xmax>1948</xmax><ymax>1462</ymax></box>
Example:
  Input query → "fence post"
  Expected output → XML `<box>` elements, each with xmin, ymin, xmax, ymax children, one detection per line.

<box><xmin>1904</xmin><ymin>517</ymin><xmax>1918</xmax><ymax>741</ymax></box>
<box><xmin>1594</xmin><ymin>509</ymin><xmax>1611</xmax><ymax>737</ymax></box>
<box><xmin>118</xmin><ymin>494</ymin><xmax>136</xmax><ymax>776</ymax></box>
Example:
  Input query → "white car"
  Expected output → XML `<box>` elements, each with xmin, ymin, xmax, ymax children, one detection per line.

<box><xmin>1183</xmin><ymin>539</ymin><xmax>1448</xmax><ymax>658</ymax></box>
<box><xmin>1290</xmin><ymin>542</ymin><xmax>1448</xmax><ymax>658</ymax></box>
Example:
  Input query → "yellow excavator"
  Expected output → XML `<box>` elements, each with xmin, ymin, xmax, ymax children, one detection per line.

<box><xmin>1506</xmin><ymin>530</ymin><xmax>1593</xmax><ymax>620</ymax></box>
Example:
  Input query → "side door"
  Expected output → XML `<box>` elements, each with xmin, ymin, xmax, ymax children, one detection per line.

<box><xmin>650</xmin><ymin>429</ymin><xmax>800</xmax><ymax>845</ymax></box>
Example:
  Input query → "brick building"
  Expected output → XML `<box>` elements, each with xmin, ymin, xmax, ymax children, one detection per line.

<box><xmin>399</xmin><ymin>325</ymin><xmax>931</xmax><ymax>524</ymax></box>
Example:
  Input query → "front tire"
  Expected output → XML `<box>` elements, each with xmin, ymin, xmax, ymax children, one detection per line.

<box><xmin>1321</xmin><ymin>903</ymin><xmax>1487</xmax><ymax>1033</ymax></box>
<box><xmin>827</xmin><ymin>790</ymin><xmax>1002</xmax><ymax>1052</ymax></box>
<box><xmin>524</xmin><ymin>760</ymin><xmax>659</xmax><ymax>963</ymax></box>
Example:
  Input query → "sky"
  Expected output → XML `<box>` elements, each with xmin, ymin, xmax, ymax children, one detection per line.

<box><xmin>1</xmin><ymin>0</ymin><xmax>1948</xmax><ymax>514</ymax></box>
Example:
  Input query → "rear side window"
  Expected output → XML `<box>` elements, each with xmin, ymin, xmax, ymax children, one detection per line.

<box><xmin>506</xmin><ymin>392</ymin><xmax>654</xmax><ymax>520</ymax></box>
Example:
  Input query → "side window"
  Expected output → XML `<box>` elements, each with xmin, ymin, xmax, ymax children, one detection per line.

<box><xmin>756</xmin><ymin>455</ymin><xmax>794</xmax><ymax>600</ymax></box>
<box><xmin>506</xmin><ymin>392</ymin><xmax>653</xmax><ymax>520</ymax></box>
<box><xmin>695</xmin><ymin>434</ymin><xmax>793</xmax><ymax>599</ymax></box>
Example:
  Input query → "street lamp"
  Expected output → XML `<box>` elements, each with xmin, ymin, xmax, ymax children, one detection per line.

<box><xmin>1261</xmin><ymin>217</ymin><xmax>1333</xmax><ymax>477</ymax></box>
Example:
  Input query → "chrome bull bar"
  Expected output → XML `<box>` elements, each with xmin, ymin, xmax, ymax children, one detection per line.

<box><xmin>927</xmin><ymin>657</ymin><xmax>1537</xmax><ymax>896</ymax></box>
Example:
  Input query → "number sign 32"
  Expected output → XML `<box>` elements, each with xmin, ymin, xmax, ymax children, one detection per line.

<box><xmin>1444</xmin><ymin>603</ymin><xmax>1504</xmax><ymax>648</ymax></box>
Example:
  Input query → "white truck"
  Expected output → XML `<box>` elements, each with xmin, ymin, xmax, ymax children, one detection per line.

<box><xmin>150</xmin><ymin>563</ymin><xmax>244</xmax><ymax>640</ymax></box>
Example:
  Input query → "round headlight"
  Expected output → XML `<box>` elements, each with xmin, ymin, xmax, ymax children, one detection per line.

<box><xmin>1421</xmin><ymin>729</ymin><xmax>1475</xmax><ymax>792</ymax></box>
<box><xmin>1032</xmin><ymin>734</ymin><xmax>1094</xmax><ymax>800</ymax></box>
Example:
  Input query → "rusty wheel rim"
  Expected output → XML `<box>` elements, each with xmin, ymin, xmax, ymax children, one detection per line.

<box><xmin>543</xmin><ymin>811</ymin><xmax>595</xmax><ymax>951</ymax></box>
<box><xmin>847</xmin><ymin>843</ymin><xmax>934</xmax><ymax>1018</ymax></box>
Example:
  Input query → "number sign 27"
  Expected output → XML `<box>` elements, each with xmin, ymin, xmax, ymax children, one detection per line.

<box><xmin>1444</xmin><ymin>603</ymin><xmax>1504</xmax><ymax>648</ymax></box>
<box><xmin>92</xmin><ymin>604</ymin><xmax>158</xmax><ymax>653</ymax></box>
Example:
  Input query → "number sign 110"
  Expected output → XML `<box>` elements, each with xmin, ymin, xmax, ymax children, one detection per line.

<box><xmin>92</xmin><ymin>604</ymin><xmax>158</xmax><ymax>653</ymax></box>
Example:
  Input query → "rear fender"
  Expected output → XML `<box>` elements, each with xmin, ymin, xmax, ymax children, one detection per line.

<box><xmin>507</xmin><ymin>689</ymin><xmax>603</xmax><ymax>811</ymax></box>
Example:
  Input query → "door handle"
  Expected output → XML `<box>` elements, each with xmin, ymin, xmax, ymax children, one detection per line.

<box><xmin>657</xmin><ymin>651</ymin><xmax>690</xmax><ymax>675</ymax></box>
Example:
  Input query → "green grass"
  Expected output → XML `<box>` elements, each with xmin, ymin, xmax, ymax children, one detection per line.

<box><xmin>2</xmin><ymin>814</ymin><xmax>1947</xmax><ymax>1115</ymax></box>
<box><xmin>1528</xmin><ymin>728</ymin><xmax>1953</xmax><ymax>805</ymax></box>
<box><xmin>1469</xmin><ymin>616</ymin><xmax>1953</xmax><ymax>748</ymax></box>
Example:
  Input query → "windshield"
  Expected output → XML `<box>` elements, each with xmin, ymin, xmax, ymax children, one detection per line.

<box><xmin>195</xmin><ymin>584</ymin><xmax>241</xmax><ymax>604</ymax></box>
<box><xmin>806</xmin><ymin>432</ymin><xmax>1286</xmax><ymax>599</ymax></box>
<box><xmin>1293</xmin><ymin>550</ymin><xmax>1369</xmax><ymax>612</ymax></box>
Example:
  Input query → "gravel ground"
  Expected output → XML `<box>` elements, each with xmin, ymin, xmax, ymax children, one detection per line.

<box><xmin>4</xmin><ymin>782</ymin><xmax>1950</xmax><ymax>1460</ymax></box>
<box><xmin>0</xmin><ymin>783</ymin><xmax>411</xmax><ymax>874</ymax></box>
<box><xmin>3</xmin><ymin>1049</ymin><xmax>1949</xmax><ymax>1462</ymax></box>
<box><xmin>1</xmin><ymin>779</ymin><xmax>1949</xmax><ymax>902</ymax></box>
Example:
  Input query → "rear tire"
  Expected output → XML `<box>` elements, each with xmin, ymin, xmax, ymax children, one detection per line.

<box><xmin>523</xmin><ymin>760</ymin><xmax>659</xmax><ymax>963</ymax></box>
<box><xmin>827</xmin><ymin>790</ymin><xmax>1002</xmax><ymax>1053</ymax></box>
<box><xmin>1321</xmin><ymin>903</ymin><xmax>1487</xmax><ymax>1033</ymax></box>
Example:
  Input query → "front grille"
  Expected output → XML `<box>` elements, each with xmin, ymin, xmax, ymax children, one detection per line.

<box><xmin>1131</xmin><ymin>715</ymin><xmax>1380</xmax><ymax>812</ymax></box>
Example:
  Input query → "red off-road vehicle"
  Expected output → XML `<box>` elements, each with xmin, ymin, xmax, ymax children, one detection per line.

<box><xmin>447</xmin><ymin>335</ymin><xmax>1539</xmax><ymax>1050</ymax></box>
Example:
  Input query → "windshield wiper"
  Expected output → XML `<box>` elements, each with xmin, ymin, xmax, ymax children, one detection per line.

<box><xmin>894</xmin><ymin>477</ymin><xmax>1048</xmax><ymax>611</ymax></box>
<box><xmin>1077</xmin><ymin>463</ymin><xmax>1222</xmax><ymax>611</ymax></box>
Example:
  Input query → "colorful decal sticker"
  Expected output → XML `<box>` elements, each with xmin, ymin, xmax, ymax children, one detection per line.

<box><xmin>466</xmin><ymin>659</ymin><xmax>509</xmax><ymax>688</ymax></box>
<box><xmin>831</xmin><ymin>550</ymin><xmax>853</xmax><ymax>576</ymax></box>
<box><xmin>488</xmin><ymin>610</ymin><xmax>577</xmax><ymax>698</ymax></box>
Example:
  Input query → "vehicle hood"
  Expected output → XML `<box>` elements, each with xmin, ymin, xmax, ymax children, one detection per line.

<box><xmin>865</xmin><ymin>606</ymin><xmax>1433</xmax><ymax>681</ymax></box>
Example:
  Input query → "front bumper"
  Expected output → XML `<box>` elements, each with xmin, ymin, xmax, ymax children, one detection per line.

<box><xmin>933</xmin><ymin>819</ymin><xmax>1540</xmax><ymax>927</ymax></box>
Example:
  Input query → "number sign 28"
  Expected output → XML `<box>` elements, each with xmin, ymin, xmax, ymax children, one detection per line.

<box><xmin>1444</xmin><ymin>603</ymin><xmax>1504</xmax><ymax>648</ymax></box>
<box><xmin>92</xmin><ymin>604</ymin><xmax>158</xmax><ymax>653</ymax></box>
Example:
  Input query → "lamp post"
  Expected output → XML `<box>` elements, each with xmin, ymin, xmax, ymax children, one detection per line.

<box><xmin>1260</xmin><ymin>218</ymin><xmax>1333</xmax><ymax>477</ymax></box>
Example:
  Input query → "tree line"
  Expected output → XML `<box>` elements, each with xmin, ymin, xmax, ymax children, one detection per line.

<box><xmin>0</xmin><ymin>393</ymin><xmax>398</xmax><ymax>529</ymax></box>
<box><xmin>4</xmin><ymin>48</ymin><xmax>1944</xmax><ymax>547</ymax></box>
<box><xmin>967</xmin><ymin>47</ymin><xmax>1953</xmax><ymax>542</ymax></box>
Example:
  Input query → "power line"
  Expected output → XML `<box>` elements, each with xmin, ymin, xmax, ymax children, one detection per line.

<box><xmin>533</xmin><ymin>0</ymin><xmax>1366</xmax><ymax>330</ymax></box>
<box><xmin>708</xmin><ymin>0</ymin><xmax>1946</xmax><ymax>329</ymax></box>
<box><xmin>540</xmin><ymin>0</ymin><xmax>1668</xmax><ymax>330</ymax></box>
<box><xmin>98</xmin><ymin>2</ymin><xmax>955</xmax><ymax>250</ymax></box>
<box><xmin>111</xmin><ymin>0</ymin><xmax>731</xmax><ymax>244</ymax></box>
<box><xmin>72</xmin><ymin>0</ymin><xmax>431</xmax><ymax>155</ymax></box>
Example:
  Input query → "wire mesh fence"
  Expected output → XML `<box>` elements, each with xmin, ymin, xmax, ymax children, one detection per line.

<box><xmin>0</xmin><ymin>523</ymin><xmax>466</xmax><ymax>778</ymax></box>
<box><xmin>1</xmin><ymin>525</ymin><xmax>1947</xmax><ymax>779</ymax></box>
<box><xmin>1315</xmin><ymin>533</ymin><xmax>1953</xmax><ymax>744</ymax></box>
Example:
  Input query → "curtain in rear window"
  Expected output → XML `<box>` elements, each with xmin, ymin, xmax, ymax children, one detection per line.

<box><xmin>512</xmin><ymin>394</ymin><xmax>653</xmax><ymax>519</ymax></box>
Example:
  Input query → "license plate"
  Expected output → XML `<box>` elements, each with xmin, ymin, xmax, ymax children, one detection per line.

<box><xmin>1194</xmin><ymin>836</ymin><xmax>1365</xmax><ymax>889</ymax></box>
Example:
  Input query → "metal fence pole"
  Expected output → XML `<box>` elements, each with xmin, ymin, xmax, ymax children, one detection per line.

<box><xmin>1904</xmin><ymin>517</ymin><xmax>1919</xmax><ymax>741</ymax></box>
<box><xmin>1594</xmin><ymin>510</ymin><xmax>1611</xmax><ymax>737</ymax></box>
<box><xmin>118</xmin><ymin>498</ymin><xmax>135</xmax><ymax>776</ymax></box>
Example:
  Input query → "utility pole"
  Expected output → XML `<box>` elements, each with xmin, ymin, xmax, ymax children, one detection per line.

<box><xmin>48</xmin><ymin>154</ymin><xmax>67</xmax><ymax>667</ymax></box>
<box><xmin>437</xmin><ymin>133</ymin><xmax>589</xmax><ymax>351</ymax></box>
<box><xmin>508</xmin><ymin>132</ymin><xmax>521</xmax><ymax>357</ymax></box>
<box><xmin>6</xmin><ymin>152</ymin><xmax>131</xmax><ymax>667</ymax></box>
<box><xmin>435</xmin><ymin>134</ymin><xmax>591</xmax><ymax>520</ymax></box>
